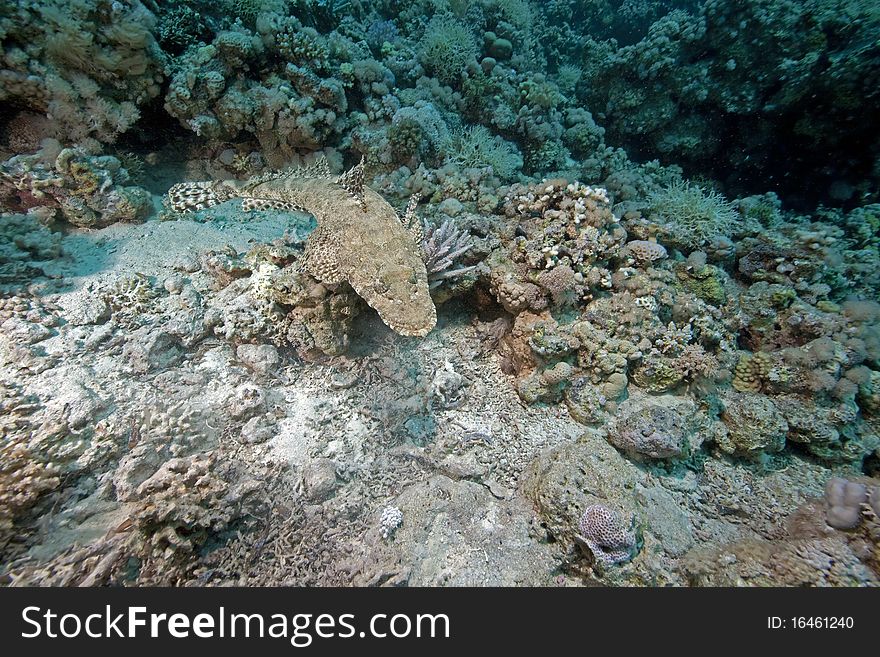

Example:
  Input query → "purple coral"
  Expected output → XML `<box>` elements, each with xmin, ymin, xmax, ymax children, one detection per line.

<box><xmin>421</xmin><ymin>218</ymin><xmax>476</xmax><ymax>289</ymax></box>
<box><xmin>578</xmin><ymin>504</ymin><xmax>637</xmax><ymax>566</ymax></box>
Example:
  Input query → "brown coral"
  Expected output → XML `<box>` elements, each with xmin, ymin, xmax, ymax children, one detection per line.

<box><xmin>624</xmin><ymin>239</ymin><xmax>667</xmax><ymax>264</ymax></box>
<box><xmin>732</xmin><ymin>351</ymin><xmax>772</xmax><ymax>392</ymax></box>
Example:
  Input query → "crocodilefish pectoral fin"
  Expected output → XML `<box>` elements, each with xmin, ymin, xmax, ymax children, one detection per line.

<box><xmin>300</xmin><ymin>225</ymin><xmax>345</xmax><ymax>285</ymax></box>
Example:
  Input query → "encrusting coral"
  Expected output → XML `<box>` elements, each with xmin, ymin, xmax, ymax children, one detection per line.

<box><xmin>1</xmin><ymin>142</ymin><xmax>151</xmax><ymax>227</ymax></box>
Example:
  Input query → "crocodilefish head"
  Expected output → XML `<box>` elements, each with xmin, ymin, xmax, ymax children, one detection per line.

<box><xmin>359</xmin><ymin>262</ymin><xmax>437</xmax><ymax>338</ymax></box>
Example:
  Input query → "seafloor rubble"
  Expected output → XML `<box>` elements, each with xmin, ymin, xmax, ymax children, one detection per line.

<box><xmin>0</xmin><ymin>0</ymin><xmax>879</xmax><ymax>586</ymax></box>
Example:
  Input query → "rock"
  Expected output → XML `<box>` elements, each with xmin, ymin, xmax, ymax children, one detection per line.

<box><xmin>607</xmin><ymin>396</ymin><xmax>706</xmax><ymax>461</ymax></box>
<box><xmin>680</xmin><ymin>534</ymin><xmax>877</xmax><ymax>586</ymax></box>
<box><xmin>438</xmin><ymin>198</ymin><xmax>463</xmax><ymax>217</ymax></box>
<box><xmin>228</xmin><ymin>383</ymin><xmax>266</xmax><ymax>421</ymax></box>
<box><xmin>485</xmin><ymin>479</ymin><xmax>512</xmax><ymax>500</ymax></box>
<box><xmin>84</xmin><ymin>323</ymin><xmax>114</xmax><ymax>351</ymax></box>
<box><xmin>1</xmin><ymin>316</ymin><xmax>52</xmax><ymax>343</ymax></box>
<box><xmin>43</xmin><ymin>376</ymin><xmax>106</xmax><ymax>431</ymax></box>
<box><xmin>236</xmin><ymin>343</ymin><xmax>281</xmax><ymax>376</ymax></box>
<box><xmin>240</xmin><ymin>416</ymin><xmax>275</xmax><ymax>444</ymax></box>
<box><xmin>113</xmin><ymin>444</ymin><xmax>166</xmax><ymax>502</ymax></box>
<box><xmin>351</xmin><ymin>475</ymin><xmax>556</xmax><ymax>586</ymax></box>
<box><xmin>329</xmin><ymin>370</ymin><xmax>358</xmax><ymax>389</ymax></box>
<box><xmin>302</xmin><ymin>458</ymin><xmax>338</xmax><ymax>501</ymax></box>
<box><xmin>65</xmin><ymin>294</ymin><xmax>111</xmax><ymax>326</ymax></box>
<box><xmin>635</xmin><ymin>485</ymin><xmax>694</xmax><ymax>557</ymax></box>
<box><xmin>163</xmin><ymin>313</ymin><xmax>211</xmax><ymax>349</ymax></box>
<box><xmin>719</xmin><ymin>392</ymin><xmax>788</xmax><ymax>457</ymax></box>
<box><xmin>122</xmin><ymin>328</ymin><xmax>183</xmax><ymax>373</ymax></box>
<box><xmin>171</xmin><ymin>253</ymin><xmax>201</xmax><ymax>273</ymax></box>
<box><xmin>564</xmin><ymin>377</ymin><xmax>610</xmax><ymax>425</ymax></box>
<box><xmin>520</xmin><ymin>437</ymin><xmax>639</xmax><ymax>552</ymax></box>
<box><xmin>777</xmin><ymin>395</ymin><xmax>876</xmax><ymax>463</ymax></box>
<box><xmin>163</xmin><ymin>275</ymin><xmax>185</xmax><ymax>294</ymax></box>
<box><xmin>438</xmin><ymin>453</ymin><xmax>485</xmax><ymax>480</ymax></box>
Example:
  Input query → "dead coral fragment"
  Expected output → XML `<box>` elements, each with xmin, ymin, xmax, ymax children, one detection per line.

<box><xmin>0</xmin><ymin>439</ymin><xmax>61</xmax><ymax>544</ymax></box>
<box><xmin>130</xmin><ymin>451</ymin><xmax>262</xmax><ymax>581</ymax></box>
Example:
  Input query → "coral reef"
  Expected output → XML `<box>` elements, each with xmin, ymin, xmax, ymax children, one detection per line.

<box><xmin>580</xmin><ymin>0</ymin><xmax>880</xmax><ymax>206</ymax></box>
<box><xmin>1</xmin><ymin>143</ymin><xmax>151</xmax><ymax>227</ymax></box>
<box><xmin>1</xmin><ymin>0</ymin><xmax>879</xmax><ymax>591</ymax></box>
<box><xmin>0</xmin><ymin>0</ymin><xmax>163</xmax><ymax>146</ymax></box>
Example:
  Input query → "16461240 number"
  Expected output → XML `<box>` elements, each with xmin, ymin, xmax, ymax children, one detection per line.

<box><xmin>768</xmin><ymin>617</ymin><xmax>854</xmax><ymax>630</ymax></box>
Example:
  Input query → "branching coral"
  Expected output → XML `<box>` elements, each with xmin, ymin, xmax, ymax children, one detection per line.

<box><xmin>417</xmin><ymin>14</ymin><xmax>478</xmax><ymax>86</ymax></box>
<box><xmin>649</xmin><ymin>180</ymin><xmax>739</xmax><ymax>250</ymax></box>
<box><xmin>445</xmin><ymin>125</ymin><xmax>523</xmax><ymax>180</ymax></box>
<box><xmin>421</xmin><ymin>217</ymin><xmax>476</xmax><ymax>289</ymax></box>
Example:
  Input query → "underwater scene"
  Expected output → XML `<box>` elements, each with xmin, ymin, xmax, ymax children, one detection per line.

<box><xmin>0</xmin><ymin>0</ymin><xmax>879</xmax><ymax>587</ymax></box>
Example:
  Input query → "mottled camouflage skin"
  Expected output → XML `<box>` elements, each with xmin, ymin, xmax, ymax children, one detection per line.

<box><xmin>167</xmin><ymin>160</ymin><xmax>436</xmax><ymax>337</ymax></box>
